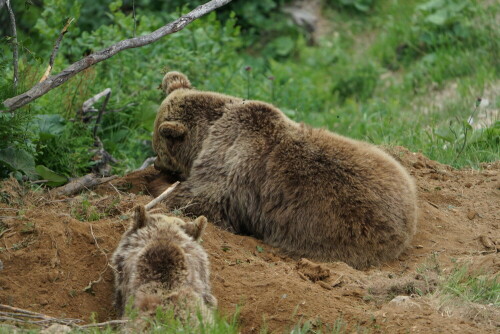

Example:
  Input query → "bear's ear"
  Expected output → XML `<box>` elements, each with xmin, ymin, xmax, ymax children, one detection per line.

<box><xmin>132</xmin><ymin>205</ymin><xmax>148</xmax><ymax>230</ymax></box>
<box><xmin>161</xmin><ymin>71</ymin><xmax>192</xmax><ymax>95</ymax></box>
<box><xmin>159</xmin><ymin>121</ymin><xmax>187</xmax><ymax>139</ymax></box>
<box><xmin>182</xmin><ymin>216</ymin><xmax>207</xmax><ymax>241</ymax></box>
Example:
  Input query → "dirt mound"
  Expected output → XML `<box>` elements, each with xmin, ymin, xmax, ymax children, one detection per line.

<box><xmin>0</xmin><ymin>148</ymin><xmax>498</xmax><ymax>333</ymax></box>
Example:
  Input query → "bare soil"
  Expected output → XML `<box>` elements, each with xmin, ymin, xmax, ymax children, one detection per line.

<box><xmin>0</xmin><ymin>147</ymin><xmax>498</xmax><ymax>333</ymax></box>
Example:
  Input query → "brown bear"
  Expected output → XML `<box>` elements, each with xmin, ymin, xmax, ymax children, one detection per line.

<box><xmin>111</xmin><ymin>205</ymin><xmax>216</xmax><ymax>325</ymax></box>
<box><xmin>152</xmin><ymin>71</ymin><xmax>418</xmax><ymax>269</ymax></box>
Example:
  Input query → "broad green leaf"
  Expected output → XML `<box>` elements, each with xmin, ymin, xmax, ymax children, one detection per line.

<box><xmin>35</xmin><ymin>165</ymin><xmax>68</xmax><ymax>187</ymax></box>
<box><xmin>417</xmin><ymin>0</ymin><xmax>445</xmax><ymax>12</ymax></box>
<box><xmin>425</xmin><ymin>10</ymin><xmax>448</xmax><ymax>26</ymax></box>
<box><xmin>33</xmin><ymin>114</ymin><xmax>66</xmax><ymax>138</ymax></box>
<box><xmin>0</xmin><ymin>147</ymin><xmax>37</xmax><ymax>178</ymax></box>
<box><xmin>271</xmin><ymin>37</ymin><xmax>295</xmax><ymax>57</ymax></box>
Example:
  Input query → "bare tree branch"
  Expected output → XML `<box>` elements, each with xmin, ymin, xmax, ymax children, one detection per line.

<box><xmin>39</xmin><ymin>18</ymin><xmax>75</xmax><ymax>83</ymax></box>
<box><xmin>5</xmin><ymin>0</ymin><xmax>18</xmax><ymax>90</ymax></box>
<box><xmin>2</xmin><ymin>0</ymin><xmax>232</xmax><ymax>112</ymax></box>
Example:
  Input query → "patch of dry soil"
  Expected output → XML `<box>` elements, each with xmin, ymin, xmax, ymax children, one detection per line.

<box><xmin>0</xmin><ymin>147</ymin><xmax>498</xmax><ymax>333</ymax></box>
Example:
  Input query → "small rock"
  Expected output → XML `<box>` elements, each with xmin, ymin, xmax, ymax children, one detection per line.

<box><xmin>479</xmin><ymin>235</ymin><xmax>495</xmax><ymax>250</ymax></box>
<box><xmin>412</xmin><ymin>161</ymin><xmax>425</xmax><ymax>169</ymax></box>
<box><xmin>41</xmin><ymin>324</ymin><xmax>72</xmax><ymax>334</ymax></box>
<box><xmin>467</xmin><ymin>210</ymin><xmax>478</xmax><ymax>220</ymax></box>
<box><xmin>389</xmin><ymin>295</ymin><xmax>418</xmax><ymax>307</ymax></box>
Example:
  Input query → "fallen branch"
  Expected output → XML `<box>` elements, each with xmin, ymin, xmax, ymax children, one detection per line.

<box><xmin>51</xmin><ymin>174</ymin><xmax>118</xmax><ymax>197</ymax></box>
<box><xmin>5</xmin><ymin>0</ymin><xmax>18</xmax><ymax>89</ymax></box>
<box><xmin>78</xmin><ymin>319</ymin><xmax>129</xmax><ymax>328</ymax></box>
<box><xmin>81</xmin><ymin>88</ymin><xmax>111</xmax><ymax>114</ymax></box>
<box><xmin>2</xmin><ymin>0</ymin><xmax>232</xmax><ymax>112</ymax></box>
<box><xmin>0</xmin><ymin>304</ymin><xmax>82</xmax><ymax>326</ymax></box>
<box><xmin>39</xmin><ymin>18</ymin><xmax>74</xmax><ymax>83</ymax></box>
<box><xmin>136</xmin><ymin>156</ymin><xmax>156</xmax><ymax>171</ymax></box>
<box><xmin>145</xmin><ymin>181</ymin><xmax>179</xmax><ymax>210</ymax></box>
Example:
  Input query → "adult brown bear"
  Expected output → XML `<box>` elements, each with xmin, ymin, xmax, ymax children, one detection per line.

<box><xmin>152</xmin><ymin>71</ymin><xmax>418</xmax><ymax>269</ymax></box>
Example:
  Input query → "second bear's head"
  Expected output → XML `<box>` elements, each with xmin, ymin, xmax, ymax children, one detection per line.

<box><xmin>130</xmin><ymin>205</ymin><xmax>207</xmax><ymax>242</ymax></box>
<box><xmin>152</xmin><ymin>71</ymin><xmax>241</xmax><ymax>178</ymax></box>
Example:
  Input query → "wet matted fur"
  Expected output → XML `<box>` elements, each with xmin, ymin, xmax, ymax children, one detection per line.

<box><xmin>111</xmin><ymin>206</ymin><xmax>216</xmax><ymax>324</ymax></box>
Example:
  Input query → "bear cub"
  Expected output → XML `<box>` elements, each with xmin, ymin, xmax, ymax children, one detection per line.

<box><xmin>152</xmin><ymin>71</ymin><xmax>418</xmax><ymax>269</ymax></box>
<box><xmin>111</xmin><ymin>206</ymin><xmax>216</xmax><ymax>325</ymax></box>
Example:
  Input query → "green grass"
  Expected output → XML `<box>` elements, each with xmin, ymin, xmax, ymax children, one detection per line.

<box><xmin>441</xmin><ymin>265</ymin><xmax>499</xmax><ymax>306</ymax></box>
<box><xmin>1</xmin><ymin>0</ymin><xmax>499</xmax><ymax>177</ymax></box>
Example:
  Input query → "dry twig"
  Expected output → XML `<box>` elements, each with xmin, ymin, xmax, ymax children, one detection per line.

<box><xmin>2</xmin><ymin>0</ymin><xmax>233</xmax><ymax>112</ymax></box>
<box><xmin>78</xmin><ymin>319</ymin><xmax>129</xmax><ymax>328</ymax></box>
<box><xmin>81</xmin><ymin>88</ymin><xmax>112</xmax><ymax>113</ymax></box>
<box><xmin>5</xmin><ymin>0</ymin><xmax>18</xmax><ymax>89</ymax></box>
<box><xmin>39</xmin><ymin>18</ymin><xmax>74</xmax><ymax>83</ymax></box>
<box><xmin>83</xmin><ymin>224</ymin><xmax>111</xmax><ymax>294</ymax></box>
<box><xmin>0</xmin><ymin>304</ymin><xmax>82</xmax><ymax>326</ymax></box>
<box><xmin>144</xmin><ymin>181</ymin><xmax>179</xmax><ymax>210</ymax></box>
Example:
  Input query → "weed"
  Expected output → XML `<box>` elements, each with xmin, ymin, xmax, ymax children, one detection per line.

<box><xmin>71</xmin><ymin>196</ymin><xmax>106</xmax><ymax>222</ymax></box>
<box><xmin>441</xmin><ymin>265</ymin><xmax>499</xmax><ymax>306</ymax></box>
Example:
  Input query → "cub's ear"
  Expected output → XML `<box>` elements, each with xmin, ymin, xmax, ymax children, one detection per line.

<box><xmin>159</xmin><ymin>121</ymin><xmax>187</xmax><ymax>139</ymax></box>
<box><xmin>132</xmin><ymin>205</ymin><xmax>148</xmax><ymax>230</ymax></box>
<box><xmin>182</xmin><ymin>216</ymin><xmax>207</xmax><ymax>241</ymax></box>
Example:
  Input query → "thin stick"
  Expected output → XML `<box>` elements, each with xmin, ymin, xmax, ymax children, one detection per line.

<box><xmin>5</xmin><ymin>0</ymin><xmax>18</xmax><ymax>89</ymax></box>
<box><xmin>79</xmin><ymin>319</ymin><xmax>129</xmax><ymax>328</ymax></box>
<box><xmin>145</xmin><ymin>181</ymin><xmax>180</xmax><ymax>210</ymax></box>
<box><xmin>93</xmin><ymin>89</ymin><xmax>111</xmax><ymax>138</ymax></box>
<box><xmin>132</xmin><ymin>0</ymin><xmax>137</xmax><ymax>37</ymax></box>
<box><xmin>3</xmin><ymin>0</ymin><xmax>233</xmax><ymax>112</ymax></box>
<box><xmin>0</xmin><ymin>304</ymin><xmax>82</xmax><ymax>325</ymax></box>
<box><xmin>83</xmin><ymin>224</ymin><xmax>112</xmax><ymax>293</ymax></box>
<box><xmin>39</xmin><ymin>18</ymin><xmax>74</xmax><ymax>83</ymax></box>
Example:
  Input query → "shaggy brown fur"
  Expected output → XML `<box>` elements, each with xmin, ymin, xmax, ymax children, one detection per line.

<box><xmin>111</xmin><ymin>206</ymin><xmax>216</xmax><ymax>325</ymax></box>
<box><xmin>152</xmin><ymin>71</ymin><xmax>418</xmax><ymax>269</ymax></box>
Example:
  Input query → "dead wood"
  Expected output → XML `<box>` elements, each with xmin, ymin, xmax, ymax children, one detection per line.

<box><xmin>2</xmin><ymin>0</ymin><xmax>232</xmax><ymax>112</ymax></box>
<box><xmin>51</xmin><ymin>174</ymin><xmax>118</xmax><ymax>197</ymax></box>
<box><xmin>5</xmin><ymin>0</ymin><xmax>18</xmax><ymax>89</ymax></box>
<box><xmin>145</xmin><ymin>181</ymin><xmax>180</xmax><ymax>210</ymax></box>
<box><xmin>0</xmin><ymin>304</ymin><xmax>82</xmax><ymax>326</ymax></box>
<box><xmin>39</xmin><ymin>18</ymin><xmax>74</xmax><ymax>83</ymax></box>
<box><xmin>136</xmin><ymin>157</ymin><xmax>156</xmax><ymax>171</ymax></box>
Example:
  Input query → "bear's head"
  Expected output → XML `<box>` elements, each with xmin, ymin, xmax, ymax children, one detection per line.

<box><xmin>152</xmin><ymin>71</ymin><xmax>241</xmax><ymax>178</ymax></box>
<box><xmin>131</xmin><ymin>205</ymin><xmax>207</xmax><ymax>242</ymax></box>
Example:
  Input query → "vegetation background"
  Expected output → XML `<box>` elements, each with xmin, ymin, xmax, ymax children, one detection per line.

<box><xmin>0</xmin><ymin>1</ymin><xmax>498</xmax><ymax>332</ymax></box>
<box><xmin>0</xmin><ymin>0</ymin><xmax>498</xmax><ymax>185</ymax></box>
